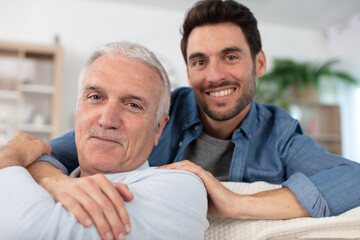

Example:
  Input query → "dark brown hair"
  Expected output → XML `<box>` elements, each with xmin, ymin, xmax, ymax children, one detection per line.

<box><xmin>180</xmin><ymin>0</ymin><xmax>262</xmax><ymax>64</ymax></box>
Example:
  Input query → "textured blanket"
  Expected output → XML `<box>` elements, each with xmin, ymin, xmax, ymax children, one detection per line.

<box><xmin>205</xmin><ymin>181</ymin><xmax>360</xmax><ymax>240</ymax></box>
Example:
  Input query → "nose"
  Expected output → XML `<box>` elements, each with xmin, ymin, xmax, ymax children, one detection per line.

<box><xmin>206</xmin><ymin>60</ymin><xmax>225</xmax><ymax>84</ymax></box>
<box><xmin>98</xmin><ymin>101</ymin><xmax>121</xmax><ymax>129</ymax></box>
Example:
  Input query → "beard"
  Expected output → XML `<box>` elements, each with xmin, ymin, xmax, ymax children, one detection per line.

<box><xmin>194</xmin><ymin>72</ymin><xmax>256</xmax><ymax>122</ymax></box>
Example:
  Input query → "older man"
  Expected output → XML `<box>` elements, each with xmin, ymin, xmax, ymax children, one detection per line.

<box><xmin>0</xmin><ymin>42</ymin><xmax>208</xmax><ymax>240</ymax></box>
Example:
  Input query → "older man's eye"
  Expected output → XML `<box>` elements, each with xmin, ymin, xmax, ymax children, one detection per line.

<box><xmin>129</xmin><ymin>103</ymin><xmax>141</xmax><ymax>109</ymax></box>
<box><xmin>89</xmin><ymin>95</ymin><xmax>101</xmax><ymax>101</ymax></box>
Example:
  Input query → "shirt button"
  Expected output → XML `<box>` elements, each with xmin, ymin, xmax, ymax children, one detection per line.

<box><xmin>178</xmin><ymin>141</ymin><xmax>182</xmax><ymax>147</ymax></box>
<box><xmin>249</xmin><ymin>134</ymin><xmax>253</xmax><ymax>139</ymax></box>
<box><xmin>184</xmin><ymin>123</ymin><xmax>189</xmax><ymax>128</ymax></box>
<box><xmin>194</xmin><ymin>125</ymin><xmax>199</xmax><ymax>130</ymax></box>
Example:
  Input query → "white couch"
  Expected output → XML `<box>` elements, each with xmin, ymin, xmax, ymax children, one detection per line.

<box><xmin>205</xmin><ymin>182</ymin><xmax>360</xmax><ymax>240</ymax></box>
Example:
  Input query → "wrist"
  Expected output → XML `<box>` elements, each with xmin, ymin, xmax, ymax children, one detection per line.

<box><xmin>39</xmin><ymin>170</ymin><xmax>71</xmax><ymax>194</ymax></box>
<box><xmin>27</xmin><ymin>161</ymin><xmax>70</xmax><ymax>189</ymax></box>
<box><xmin>231</xmin><ymin>194</ymin><xmax>254</xmax><ymax>219</ymax></box>
<box><xmin>0</xmin><ymin>149</ymin><xmax>23</xmax><ymax>169</ymax></box>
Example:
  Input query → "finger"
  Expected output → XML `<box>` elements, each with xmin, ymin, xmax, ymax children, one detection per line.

<box><xmin>113</xmin><ymin>183</ymin><xmax>134</xmax><ymax>202</ymax></box>
<box><xmin>58</xmin><ymin>193</ymin><xmax>93</xmax><ymax>227</ymax></box>
<box><xmin>110</xmin><ymin>183</ymin><xmax>133</xmax><ymax>233</ymax></box>
<box><xmin>44</xmin><ymin>143</ymin><xmax>53</xmax><ymax>156</ymax></box>
<box><xmin>85</xmin><ymin>175</ymin><xmax>128</xmax><ymax>238</ymax></box>
<box><xmin>157</xmin><ymin>162</ymin><xmax>186</xmax><ymax>170</ymax></box>
<box><xmin>72</xmin><ymin>184</ymin><xmax>115</xmax><ymax>240</ymax></box>
<box><xmin>168</xmin><ymin>164</ymin><xmax>219</xmax><ymax>190</ymax></box>
<box><xmin>35</xmin><ymin>139</ymin><xmax>53</xmax><ymax>156</ymax></box>
<box><xmin>94</xmin><ymin>176</ymin><xmax>132</xmax><ymax>235</ymax></box>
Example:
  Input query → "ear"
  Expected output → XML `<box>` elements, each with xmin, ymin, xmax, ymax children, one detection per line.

<box><xmin>153</xmin><ymin>115</ymin><xmax>170</xmax><ymax>146</ymax></box>
<box><xmin>255</xmin><ymin>50</ymin><xmax>267</xmax><ymax>77</ymax></box>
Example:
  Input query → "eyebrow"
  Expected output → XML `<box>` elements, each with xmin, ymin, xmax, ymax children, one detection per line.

<box><xmin>83</xmin><ymin>85</ymin><xmax>148</xmax><ymax>107</ymax></box>
<box><xmin>221</xmin><ymin>46</ymin><xmax>243</xmax><ymax>54</ymax></box>
<box><xmin>188</xmin><ymin>52</ymin><xmax>206</xmax><ymax>62</ymax></box>
<box><xmin>84</xmin><ymin>85</ymin><xmax>103</xmax><ymax>92</ymax></box>
<box><xmin>188</xmin><ymin>46</ymin><xmax>244</xmax><ymax>62</ymax></box>
<box><xmin>125</xmin><ymin>94</ymin><xmax>145</xmax><ymax>102</ymax></box>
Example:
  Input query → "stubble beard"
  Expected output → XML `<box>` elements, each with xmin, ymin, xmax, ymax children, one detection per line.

<box><xmin>195</xmin><ymin>73</ymin><xmax>256</xmax><ymax>122</ymax></box>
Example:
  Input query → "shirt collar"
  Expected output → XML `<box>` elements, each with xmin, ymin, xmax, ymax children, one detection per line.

<box><xmin>235</xmin><ymin>100</ymin><xmax>257</xmax><ymax>140</ymax></box>
<box><xmin>182</xmin><ymin>89</ymin><xmax>202</xmax><ymax>130</ymax></box>
<box><xmin>70</xmin><ymin>160</ymin><xmax>150</xmax><ymax>178</ymax></box>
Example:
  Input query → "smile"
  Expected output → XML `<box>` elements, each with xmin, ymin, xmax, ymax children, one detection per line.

<box><xmin>207</xmin><ymin>88</ymin><xmax>235</xmax><ymax>97</ymax></box>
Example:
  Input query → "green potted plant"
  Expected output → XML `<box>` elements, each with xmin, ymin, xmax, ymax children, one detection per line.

<box><xmin>255</xmin><ymin>58</ymin><xmax>357</xmax><ymax>109</ymax></box>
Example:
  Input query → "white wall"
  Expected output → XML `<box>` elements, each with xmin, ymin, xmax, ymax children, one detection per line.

<box><xmin>326</xmin><ymin>12</ymin><xmax>360</xmax><ymax>162</ymax></box>
<box><xmin>0</xmin><ymin>0</ymin><xmax>358</xmax><ymax>161</ymax></box>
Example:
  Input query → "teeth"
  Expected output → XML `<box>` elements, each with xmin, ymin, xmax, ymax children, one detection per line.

<box><xmin>209</xmin><ymin>89</ymin><xmax>233</xmax><ymax>97</ymax></box>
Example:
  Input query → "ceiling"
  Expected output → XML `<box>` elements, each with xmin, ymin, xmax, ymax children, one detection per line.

<box><xmin>114</xmin><ymin>0</ymin><xmax>360</xmax><ymax>29</ymax></box>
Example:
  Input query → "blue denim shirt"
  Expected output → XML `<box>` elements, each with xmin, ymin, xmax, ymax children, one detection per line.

<box><xmin>43</xmin><ymin>87</ymin><xmax>360</xmax><ymax>218</ymax></box>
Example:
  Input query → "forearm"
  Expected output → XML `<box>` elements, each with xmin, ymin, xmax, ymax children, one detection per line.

<box><xmin>235</xmin><ymin>187</ymin><xmax>310</xmax><ymax>220</ymax></box>
<box><xmin>27</xmin><ymin>161</ymin><xmax>71</xmax><ymax>192</ymax></box>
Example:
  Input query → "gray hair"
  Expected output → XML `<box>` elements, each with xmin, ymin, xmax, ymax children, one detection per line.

<box><xmin>77</xmin><ymin>41</ymin><xmax>171</xmax><ymax>131</ymax></box>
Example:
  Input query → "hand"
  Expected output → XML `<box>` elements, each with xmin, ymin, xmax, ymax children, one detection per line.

<box><xmin>0</xmin><ymin>132</ymin><xmax>52</xmax><ymax>169</ymax></box>
<box><xmin>38</xmin><ymin>169</ymin><xmax>133</xmax><ymax>240</ymax></box>
<box><xmin>158</xmin><ymin>160</ymin><xmax>239</xmax><ymax>218</ymax></box>
<box><xmin>159</xmin><ymin>160</ymin><xmax>310</xmax><ymax>220</ymax></box>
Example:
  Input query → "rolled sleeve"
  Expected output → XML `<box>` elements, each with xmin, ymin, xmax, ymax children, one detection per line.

<box><xmin>36</xmin><ymin>154</ymin><xmax>69</xmax><ymax>175</ymax></box>
<box><xmin>282</xmin><ymin>172</ymin><xmax>330</xmax><ymax>218</ymax></box>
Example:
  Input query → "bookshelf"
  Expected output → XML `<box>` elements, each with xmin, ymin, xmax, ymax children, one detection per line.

<box><xmin>0</xmin><ymin>40</ymin><xmax>62</xmax><ymax>148</ymax></box>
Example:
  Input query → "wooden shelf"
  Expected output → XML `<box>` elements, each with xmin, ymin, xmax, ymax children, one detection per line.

<box><xmin>0</xmin><ymin>40</ymin><xmax>63</xmax><ymax>142</ymax></box>
<box><xmin>0</xmin><ymin>90</ymin><xmax>18</xmax><ymax>99</ymax></box>
<box><xmin>20</xmin><ymin>84</ymin><xmax>55</xmax><ymax>94</ymax></box>
<box><xmin>292</xmin><ymin>101</ymin><xmax>342</xmax><ymax>155</ymax></box>
<box><xmin>18</xmin><ymin>123</ymin><xmax>53</xmax><ymax>133</ymax></box>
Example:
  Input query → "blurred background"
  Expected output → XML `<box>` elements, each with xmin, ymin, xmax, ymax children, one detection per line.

<box><xmin>0</xmin><ymin>0</ymin><xmax>359</xmax><ymax>162</ymax></box>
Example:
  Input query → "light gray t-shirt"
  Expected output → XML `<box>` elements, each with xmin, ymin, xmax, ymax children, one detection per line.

<box><xmin>184</xmin><ymin>131</ymin><xmax>234</xmax><ymax>181</ymax></box>
<box><xmin>0</xmin><ymin>162</ymin><xmax>208</xmax><ymax>240</ymax></box>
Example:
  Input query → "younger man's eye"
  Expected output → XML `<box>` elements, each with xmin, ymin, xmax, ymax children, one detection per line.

<box><xmin>194</xmin><ymin>59</ymin><xmax>205</xmax><ymax>66</ymax></box>
<box><xmin>226</xmin><ymin>55</ymin><xmax>238</xmax><ymax>60</ymax></box>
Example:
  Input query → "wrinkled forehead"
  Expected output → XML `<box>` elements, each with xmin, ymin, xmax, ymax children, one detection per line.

<box><xmin>84</xmin><ymin>54</ymin><xmax>162</xmax><ymax>87</ymax></box>
<box><xmin>83</xmin><ymin>54</ymin><xmax>162</xmax><ymax>106</ymax></box>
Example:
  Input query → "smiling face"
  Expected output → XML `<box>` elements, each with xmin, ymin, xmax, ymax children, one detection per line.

<box><xmin>186</xmin><ymin>22</ymin><xmax>266</xmax><ymax>124</ymax></box>
<box><xmin>75</xmin><ymin>54</ymin><xmax>168</xmax><ymax>177</ymax></box>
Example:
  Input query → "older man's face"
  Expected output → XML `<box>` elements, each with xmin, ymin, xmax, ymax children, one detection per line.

<box><xmin>75</xmin><ymin>54</ymin><xmax>167</xmax><ymax>177</ymax></box>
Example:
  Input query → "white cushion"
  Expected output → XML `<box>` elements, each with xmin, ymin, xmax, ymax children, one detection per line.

<box><xmin>205</xmin><ymin>181</ymin><xmax>360</xmax><ymax>240</ymax></box>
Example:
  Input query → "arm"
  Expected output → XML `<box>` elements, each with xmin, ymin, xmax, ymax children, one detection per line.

<box><xmin>281</xmin><ymin>133</ymin><xmax>360</xmax><ymax>217</ymax></box>
<box><xmin>0</xmin><ymin>132</ymin><xmax>97</xmax><ymax>239</ymax></box>
<box><xmin>28</xmin><ymin>157</ymin><xmax>134</xmax><ymax>240</ymax></box>
<box><xmin>0</xmin><ymin>167</ymin><xmax>101</xmax><ymax>240</ymax></box>
<box><xmin>1</xmin><ymin>148</ymin><xmax>127</xmax><ymax>240</ymax></box>
<box><xmin>159</xmin><ymin>160</ymin><xmax>310</xmax><ymax>220</ymax></box>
